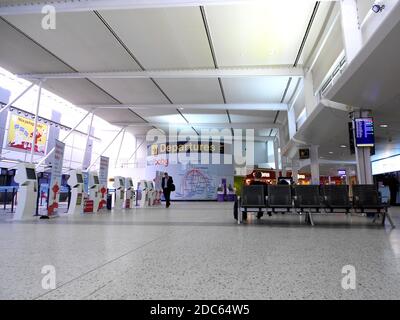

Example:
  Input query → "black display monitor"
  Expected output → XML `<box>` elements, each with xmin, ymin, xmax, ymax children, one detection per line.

<box><xmin>355</xmin><ymin>118</ymin><xmax>375</xmax><ymax>147</ymax></box>
<box><xmin>130</xmin><ymin>180</ymin><xmax>133</xmax><ymax>187</ymax></box>
<box><xmin>119</xmin><ymin>178</ymin><xmax>124</xmax><ymax>186</ymax></box>
<box><xmin>26</xmin><ymin>168</ymin><xmax>36</xmax><ymax>180</ymax></box>
<box><xmin>93</xmin><ymin>175</ymin><xmax>99</xmax><ymax>185</ymax></box>
<box><xmin>76</xmin><ymin>174</ymin><xmax>83</xmax><ymax>183</ymax></box>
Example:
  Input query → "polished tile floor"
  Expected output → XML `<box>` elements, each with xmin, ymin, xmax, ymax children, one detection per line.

<box><xmin>1</xmin><ymin>202</ymin><xmax>400</xmax><ymax>300</ymax></box>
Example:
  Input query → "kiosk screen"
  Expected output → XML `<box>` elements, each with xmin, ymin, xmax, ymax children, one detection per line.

<box><xmin>77</xmin><ymin>174</ymin><xmax>83</xmax><ymax>183</ymax></box>
<box><xmin>26</xmin><ymin>168</ymin><xmax>36</xmax><ymax>180</ymax></box>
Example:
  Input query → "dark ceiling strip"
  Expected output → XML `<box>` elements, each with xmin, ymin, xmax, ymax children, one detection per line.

<box><xmin>1</xmin><ymin>16</ymin><xmax>151</xmax><ymax>125</ymax></box>
<box><xmin>200</xmin><ymin>6</ymin><xmax>219</xmax><ymax>68</ymax></box>
<box><xmin>93</xmin><ymin>11</ymin><xmax>182</xmax><ymax>131</ymax></box>
<box><xmin>287</xmin><ymin>77</ymin><xmax>302</xmax><ymax>105</ymax></box>
<box><xmin>93</xmin><ymin>11</ymin><xmax>146</xmax><ymax>70</ymax></box>
<box><xmin>270</xmin><ymin>77</ymin><xmax>293</xmax><ymax>136</ymax></box>
<box><xmin>293</xmin><ymin>1</ymin><xmax>320</xmax><ymax>67</ymax></box>
<box><xmin>201</xmin><ymin>6</ymin><xmax>233</xmax><ymax>135</ymax></box>
<box><xmin>271</xmin><ymin>1</ymin><xmax>319</xmax><ymax>137</ymax></box>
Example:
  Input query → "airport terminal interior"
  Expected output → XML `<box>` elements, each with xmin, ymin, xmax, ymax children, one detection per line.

<box><xmin>1</xmin><ymin>0</ymin><xmax>400</xmax><ymax>301</ymax></box>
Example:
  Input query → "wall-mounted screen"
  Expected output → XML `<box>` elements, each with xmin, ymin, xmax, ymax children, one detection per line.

<box><xmin>93</xmin><ymin>175</ymin><xmax>99</xmax><ymax>185</ymax></box>
<box><xmin>119</xmin><ymin>178</ymin><xmax>124</xmax><ymax>186</ymax></box>
<box><xmin>76</xmin><ymin>174</ymin><xmax>83</xmax><ymax>183</ymax></box>
<box><xmin>338</xmin><ymin>170</ymin><xmax>346</xmax><ymax>176</ymax></box>
<box><xmin>26</xmin><ymin>168</ymin><xmax>36</xmax><ymax>180</ymax></box>
<box><xmin>129</xmin><ymin>180</ymin><xmax>133</xmax><ymax>187</ymax></box>
<box><xmin>355</xmin><ymin>118</ymin><xmax>375</xmax><ymax>147</ymax></box>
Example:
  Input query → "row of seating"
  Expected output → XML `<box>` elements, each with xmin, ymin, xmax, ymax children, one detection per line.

<box><xmin>234</xmin><ymin>184</ymin><xmax>394</xmax><ymax>227</ymax></box>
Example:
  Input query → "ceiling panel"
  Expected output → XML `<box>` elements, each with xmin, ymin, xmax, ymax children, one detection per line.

<box><xmin>43</xmin><ymin>79</ymin><xmax>117</xmax><ymax>105</ymax></box>
<box><xmin>0</xmin><ymin>18</ymin><xmax>72</xmax><ymax>74</ymax></box>
<box><xmin>183</xmin><ymin>110</ymin><xmax>228</xmax><ymax>124</ymax></box>
<box><xmin>301</xmin><ymin>1</ymin><xmax>336</xmax><ymax>67</ymax></box>
<box><xmin>91</xmin><ymin>79</ymin><xmax>169</xmax><ymax>104</ymax></box>
<box><xmin>154</xmin><ymin>79</ymin><xmax>223</xmax><ymax>103</ymax></box>
<box><xmin>99</xmin><ymin>7</ymin><xmax>214</xmax><ymax>69</ymax></box>
<box><xmin>94</xmin><ymin>109</ymin><xmax>145</xmax><ymax>124</ymax></box>
<box><xmin>204</xmin><ymin>1</ymin><xmax>316</xmax><ymax>67</ymax></box>
<box><xmin>222</xmin><ymin>77</ymin><xmax>289</xmax><ymax>103</ymax></box>
<box><xmin>4</xmin><ymin>12</ymin><xmax>140</xmax><ymax>72</ymax></box>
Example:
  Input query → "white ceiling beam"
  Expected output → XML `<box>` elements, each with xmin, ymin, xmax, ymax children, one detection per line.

<box><xmin>0</xmin><ymin>1</ymin><xmax>334</xmax><ymax>15</ymax></box>
<box><xmin>113</xmin><ymin>122</ymin><xmax>281</xmax><ymax>129</ymax></box>
<box><xmin>18</xmin><ymin>67</ymin><xmax>304</xmax><ymax>80</ymax></box>
<box><xmin>83</xmin><ymin>103</ymin><xmax>288</xmax><ymax>111</ymax></box>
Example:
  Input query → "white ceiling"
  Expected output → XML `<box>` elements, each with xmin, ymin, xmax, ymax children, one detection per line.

<box><xmin>0</xmin><ymin>1</ymin><xmax>333</xmax><ymax>137</ymax></box>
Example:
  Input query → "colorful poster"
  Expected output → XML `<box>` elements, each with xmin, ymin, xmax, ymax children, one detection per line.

<box><xmin>98</xmin><ymin>156</ymin><xmax>109</xmax><ymax>209</ymax></box>
<box><xmin>7</xmin><ymin>114</ymin><xmax>48</xmax><ymax>155</ymax></box>
<box><xmin>47</xmin><ymin>139</ymin><xmax>65</xmax><ymax>216</ymax></box>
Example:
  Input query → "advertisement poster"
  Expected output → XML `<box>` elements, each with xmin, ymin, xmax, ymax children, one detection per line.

<box><xmin>98</xmin><ymin>156</ymin><xmax>109</xmax><ymax>209</ymax></box>
<box><xmin>7</xmin><ymin>114</ymin><xmax>48</xmax><ymax>155</ymax></box>
<box><xmin>48</xmin><ymin>139</ymin><xmax>65</xmax><ymax>216</ymax></box>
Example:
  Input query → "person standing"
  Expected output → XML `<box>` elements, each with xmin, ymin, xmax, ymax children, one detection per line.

<box><xmin>161</xmin><ymin>172</ymin><xmax>174</xmax><ymax>208</ymax></box>
<box><xmin>388</xmin><ymin>173</ymin><xmax>399</xmax><ymax>206</ymax></box>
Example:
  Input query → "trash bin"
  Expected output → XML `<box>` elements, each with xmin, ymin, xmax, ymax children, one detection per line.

<box><xmin>106</xmin><ymin>194</ymin><xmax>112</xmax><ymax>210</ymax></box>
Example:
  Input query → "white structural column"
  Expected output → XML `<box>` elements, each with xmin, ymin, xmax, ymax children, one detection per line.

<box><xmin>292</xmin><ymin>159</ymin><xmax>299</xmax><ymax>184</ymax></box>
<box><xmin>30</xmin><ymin>82</ymin><xmax>42</xmax><ymax>163</ymax></box>
<box><xmin>310</xmin><ymin>145</ymin><xmax>320</xmax><ymax>185</ymax></box>
<box><xmin>340</xmin><ymin>0</ymin><xmax>363</xmax><ymax>63</ymax></box>
<box><xmin>273</xmin><ymin>139</ymin><xmax>280</xmax><ymax>179</ymax></box>
<box><xmin>353</xmin><ymin>111</ymin><xmax>373</xmax><ymax>184</ymax></box>
<box><xmin>304</xmin><ymin>71</ymin><xmax>318</xmax><ymax>115</ymax></box>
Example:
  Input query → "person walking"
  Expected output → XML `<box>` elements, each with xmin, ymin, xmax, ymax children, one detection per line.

<box><xmin>161</xmin><ymin>172</ymin><xmax>174</xmax><ymax>208</ymax></box>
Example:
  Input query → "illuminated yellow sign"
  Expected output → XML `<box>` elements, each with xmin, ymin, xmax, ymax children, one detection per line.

<box><xmin>7</xmin><ymin>114</ymin><xmax>48</xmax><ymax>155</ymax></box>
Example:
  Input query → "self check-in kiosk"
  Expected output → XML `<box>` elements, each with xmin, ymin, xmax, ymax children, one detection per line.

<box><xmin>124</xmin><ymin>177</ymin><xmax>135</xmax><ymax>209</ymax></box>
<box><xmin>147</xmin><ymin>181</ymin><xmax>156</xmax><ymax>206</ymax></box>
<box><xmin>113</xmin><ymin>176</ymin><xmax>125</xmax><ymax>209</ymax></box>
<box><xmin>14</xmin><ymin>163</ymin><xmax>38</xmax><ymax>220</ymax></box>
<box><xmin>67</xmin><ymin>169</ymin><xmax>84</xmax><ymax>215</ymax></box>
<box><xmin>88</xmin><ymin>171</ymin><xmax>100</xmax><ymax>213</ymax></box>
<box><xmin>138</xmin><ymin>180</ymin><xmax>150</xmax><ymax>207</ymax></box>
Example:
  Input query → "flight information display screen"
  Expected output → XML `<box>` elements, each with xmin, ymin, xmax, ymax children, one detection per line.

<box><xmin>355</xmin><ymin>118</ymin><xmax>375</xmax><ymax>147</ymax></box>
<box><xmin>93</xmin><ymin>176</ymin><xmax>99</xmax><ymax>185</ymax></box>
<box><xmin>26</xmin><ymin>168</ymin><xmax>36</xmax><ymax>180</ymax></box>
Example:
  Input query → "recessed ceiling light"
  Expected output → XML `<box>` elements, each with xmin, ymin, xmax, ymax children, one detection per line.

<box><xmin>340</xmin><ymin>145</ymin><xmax>347</xmax><ymax>148</ymax></box>
<box><xmin>380</xmin><ymin>124</ymin><xmax>388</xmax><ymax>128</ymax></box>
<box><xmin>329</xmin><ymin>151</ymin><xmax>334</xmax><ymax>154</ymax></box>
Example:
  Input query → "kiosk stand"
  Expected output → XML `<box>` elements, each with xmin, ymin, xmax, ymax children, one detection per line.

<box><xmin>138</xmin><ymin>180</ymin><xmax>149</xmax><ymax>207</ymax></box>
<box><xmin>14</xmin><ymin>163</ymin><xmax>38</xmax><ymax>220</ymax></box>
<box><xmin>67</xmin><ymin>169</ymin><xmax>84</xmax><ymax>215</ymax></box>
<box><xmin>125</xmin><ymin>177</ymin><xmax>135</xmax><ymax>209</ymax></box>
<box><xmin>147</xmin><ymin>181</ymin><xmax>156</xmax><ymax>206</ymax></box>
<box><xmin>88</xmin><ymin>171</ymin><xmax>101</xmax><ymax>213</ymax></box>
<box><xmin>113</xmin><ymin>176</ymin><xmax>125</xmax><ymax>209</ymax></box>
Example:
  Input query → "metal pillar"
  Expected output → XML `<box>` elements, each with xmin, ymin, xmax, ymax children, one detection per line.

<box><xmin>353</xmin><ymin>110</ymin><xmax>373</xmax><ymax>184</ymax></box>
<box><xmin>292</xmin><ymin>159</ymin><xmax>299</xmax><ymax>184</ymax></box>
<box><xmin>273</xmin><ymin>139</ymin><xmax>280</xmax><ymax>181</ymax></box>
<box><xmin>0</xmin><ymin>82</ymin><xmax>37</xmax><ymax>115</ymax></box>
<box><xmin>36</xmin><ymin>109</ymin><xmax>94</xmax><ymax>168</ymax></box>
<box><xmin>114</xmin><ymin>128</ymin><xmax>126</xmax><ymax>168</ymax></box>
<box><xmin>310</xmin><ymin>145</ymin><xmax>320</xmax><ymax>185</ymax></box>
<box><xmin>30</xmin><ymin>82</ymin><xmax>42</xmax><ymax>163</ymax></box>
<box><xmin>87</xmin><ymin>127</ymin><xmax>125</xmax><ymax>171</ymax></box>
<box><xmin>340</xmin><ymin>0</ymin><xmax>363</xmax><ymax>63</ymax></box>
